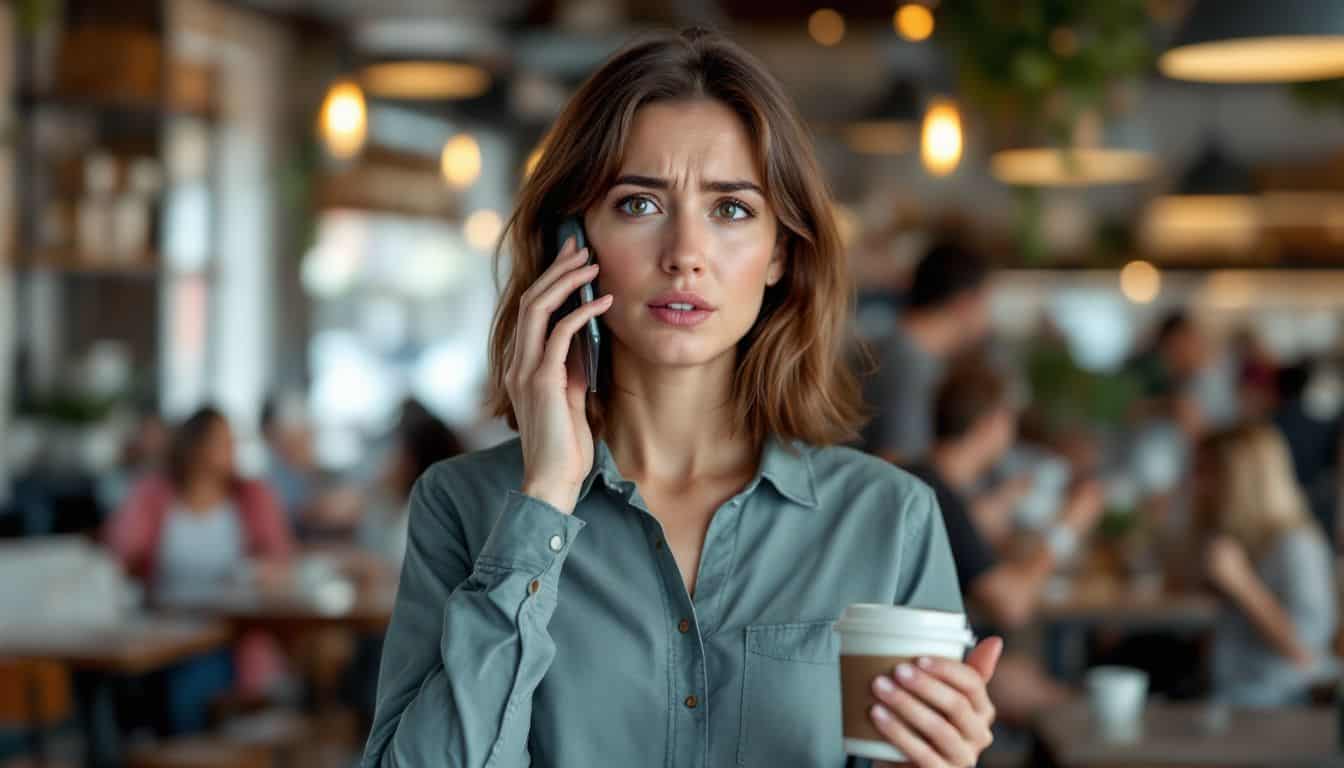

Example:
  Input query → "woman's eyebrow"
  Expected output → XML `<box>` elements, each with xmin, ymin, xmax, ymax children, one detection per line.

<box><xmin>612</xmin><ymin>174</ymin><xmax>763</xmax><ymax>196</ymax></box>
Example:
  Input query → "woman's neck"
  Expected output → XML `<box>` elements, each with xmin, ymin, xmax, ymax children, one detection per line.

<box><xmin>180</xmin><ymin>474</ymin><xmax>230</xmax><ymax>512</ymax></box>
<box><xmin>604</xmin><ymin>347</ymin><xmax>756</xmax><ymax>488</ymax></box>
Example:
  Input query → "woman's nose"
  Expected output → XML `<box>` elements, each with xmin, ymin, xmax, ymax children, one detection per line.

<box><xmin>660</xmin><ymin>215</ymin><xmax>707</xmax><ymax>276</ymax></box>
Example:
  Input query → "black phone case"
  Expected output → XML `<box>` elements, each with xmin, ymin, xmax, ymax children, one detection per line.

<box><xmin>556</xmin><ymin>216</ymin><xmax>602</xmax><ymax>393</ymax></box>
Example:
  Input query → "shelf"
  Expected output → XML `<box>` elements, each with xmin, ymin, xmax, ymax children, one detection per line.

<box><xmin>21</xmin><ymin>250</ymin><xmax>162</xmax><ymax>278</ymax></box>
<box><xmin>18</xmin><ymin>89</ymin><xmax>217</xmax><ymax>124</ymax></box>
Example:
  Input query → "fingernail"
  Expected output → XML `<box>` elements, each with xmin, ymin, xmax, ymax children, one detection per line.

<box><xmin>916</xmin><ymin>657</ymin><xmax>934</xmax><ymax>670</ymax></box>
<box><xmin>871</xmin><ymin>704</ymin><xmax>893</xmax><ymax>723</ymax></box>
<box><xmin>872</xmin><ymin>676</ymin><xmax>896</xmax><ymax>695</ymax></box>
<box><xmin>601</xmin><ymin>294</ymin><xmax>614</xmax><ymax>303</ymax></box>
<box><xmin>896</xmin><ymin>663</ymin><xmax>915</xmax><ymax>680</ymax></box>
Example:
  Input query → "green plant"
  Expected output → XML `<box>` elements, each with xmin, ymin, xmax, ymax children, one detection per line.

<box><xmin>1024</xmin><ymin>334</ymin><xmax>1144</xmax><ymax>432</ymax></box>
<box><xmin>939</xmin><ymin>0</ymin><xmax>1153</xmax><ymax>141</ymax></box>
<box><xmin>15</xmin><ymin>0</ymin><xmax>56</xmax><ymax>35</ymax></box>
<box><xmin>19</xmin><ymin>391</ymin><xmax>122</xmax><ymax>425</ymax></box>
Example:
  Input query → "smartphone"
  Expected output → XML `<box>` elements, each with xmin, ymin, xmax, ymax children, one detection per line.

<box><xmin>555</xmin><ymin>216</ymin><xmax>602</xmax><ymax>393</ymax></box>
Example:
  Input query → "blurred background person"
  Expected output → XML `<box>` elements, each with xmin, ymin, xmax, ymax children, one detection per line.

<box><xmin>104</xmin><ymin>406</ymin><xmax>293</xmax><ymax>731</ymax></box>
<box><xmin>1126</xmin><ymin>311</ymin><xmax>1210</xmax><ymax>440</ymax></box>
<box><xmin>95</xmin><ymin>403</ymin><xmax>171</xmax><ymax>516</ymax></box>
<box><xmin>907</xmin><ymin>355</ymin><xmax>1103</xmax><ymax>725</ymax></box>
<box><xmin>1272</xmin><ymin>360</ymin><xmax>1343</xmax><ymax>541</ymax></box>
<box><xmin>343</xmin><ymin>411</ymin><xmax>465</xmax><ymax>724</ymax></box>
<box><xmin>259</xmin><ymin>393</ymin><xmax>321</xmax><ymax>532</ymax></box>
<box><xmin>861</xmin><ymin>239</ymin><xmax>993</xmax><ymax>464</ymax></box>
<box><xmin>356</xmin><ymin>411</ymin><xmax>464</xmax><ymax>572</ymax></box>
<box><xmin>1232</xmin><ymin>327</ymin><xmax>1280</xmax><ymax>423</ymax></box>
<box><xmin>1193</xmin><ymin>423</ymin><xmax>1338</xmax><ymax>708</ymax></box>
<box><xmin>262</xmin><ymin>392</ymin><xmax>364</xmax><ymax>541</ymax></box>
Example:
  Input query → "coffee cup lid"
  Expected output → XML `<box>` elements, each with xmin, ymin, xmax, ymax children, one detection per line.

<box><xmin>833</xmin><ymin>604</ymin><xmax>975</xmax><ymax>646</ymax></box>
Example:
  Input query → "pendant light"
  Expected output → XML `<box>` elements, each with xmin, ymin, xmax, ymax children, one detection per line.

<box><xmin>1160</xmin><ymin>0</ymin><xmax>1344</xmax><ymax>83</ymax></box>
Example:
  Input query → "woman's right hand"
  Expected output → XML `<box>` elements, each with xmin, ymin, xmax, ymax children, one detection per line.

<box><xmin>508</xmin><ymin>235</ymin><xmax>614</xmax><ymax>515</ymax></box>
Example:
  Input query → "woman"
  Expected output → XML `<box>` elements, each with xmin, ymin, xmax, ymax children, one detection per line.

<box><xmin>362</xmin><ymin>29</ymin><xmax>1000</xmax><ymax>768</ymax></box>
<box><xmin>107</xmin><ymin>407</ymin><xmax>293</xmax><ymax>729</ymax></box>
<box><xmin>1194</xmin><ymin>424</ymin><xmax>1337</xmax><ymax>707</ymax></box>
<box><xmin>357</xmin><ymin>413</ymin><xmax>465</xmax><ymax>571</ymax></box>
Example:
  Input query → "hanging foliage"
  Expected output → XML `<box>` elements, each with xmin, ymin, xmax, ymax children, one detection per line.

<box><xmin>938</xmin><ymin>0</ymin><xmax>1153</xmax><ymax>144</ymax></box>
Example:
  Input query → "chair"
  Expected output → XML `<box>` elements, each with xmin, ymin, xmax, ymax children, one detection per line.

<box><xmin>0</xmin><ymin>660</ymin><xmax>72</xmax><ymax>761</ymax></box>
<box><xmin>0</xmin><ymin>661</ymin><xmax>71</xmax><ymax>726</ymax></box>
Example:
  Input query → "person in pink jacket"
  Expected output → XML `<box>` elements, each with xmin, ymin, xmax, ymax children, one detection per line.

<box><xmin>105</xmin><ymin>406</ymin><xmax>293</xmax><ymax>731</ymax></box>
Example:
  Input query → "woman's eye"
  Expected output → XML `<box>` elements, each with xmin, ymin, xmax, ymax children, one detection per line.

<box><xmin>714</xmin><ymin>200</ymin><xmax>752</xmax><ymax>220</ymax></box>
<box><xmin>618</xmin><ymin>196</ymin><xmax>659</xmax><ymax>217</ymax></box>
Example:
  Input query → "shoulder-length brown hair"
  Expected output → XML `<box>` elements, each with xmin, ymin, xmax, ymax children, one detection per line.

<box><xmin>166</xmin><ymin>406</ymin><xmax>231</xmax><ymax>491</ymax></box>
<box><xmin>486</xmin><ymin>27</ymin><xmax>864</xmax><ymax>447</ymax></box>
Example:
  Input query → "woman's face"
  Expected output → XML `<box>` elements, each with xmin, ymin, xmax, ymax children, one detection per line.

<box><xmin>200</xmin><ymin>418</ymin><xmax>236</xmax><ymax>479</ymax></box>
<box><xmin>583</xmin><ymin>99</ymin><xmax>785</xmax><ymax>372</ymax></box>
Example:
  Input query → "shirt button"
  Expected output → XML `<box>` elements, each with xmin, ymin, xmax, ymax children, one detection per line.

<box><xmin>528</xmin><ymin>580</ymin><xmax>540</xmax><ymax>595</ymax></box>
<box><xmin>684</xmin><ymin>695</ymin><xmax>698</xmax><ymax>709</ymax></box>
<box><xmin>548</xmin><ymin>534</ymin><xmax>564</xmax><ymax>552</ymax></box>
<box><xmin>654</xmin><ymin>539</ymin><xmax>665</xmax><ymax>550</ymax></box>
<box><xmin>678</xmin><ymin>619</ymin><xmax>690</xmax><ymax>633</ymax></box>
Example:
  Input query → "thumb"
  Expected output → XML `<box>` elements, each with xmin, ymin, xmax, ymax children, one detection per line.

<box><xmin>966</xmin><ymin>636</ymin><xmax>1004</xmax><ymax>683</ymax></box>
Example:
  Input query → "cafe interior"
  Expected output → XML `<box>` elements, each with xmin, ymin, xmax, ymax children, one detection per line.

<box><xmin>4</xmin><ymin>0</ymin><xmax>1344</xmax><ymax>766</ymax></box>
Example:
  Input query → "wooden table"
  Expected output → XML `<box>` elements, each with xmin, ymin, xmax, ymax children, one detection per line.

<box><xmin>0</xmin><ymin>616</ymin><xmax>230</xmax><ymax>768</ymax></box>
<box><xmin>1036</xmin><ymin>582</ymin><xmax>1218</xmax><ymax>680</ymax></box>
<box><xmin>0</xmin><ymin>616</ymin><xmax>231</xmax><ymax>674</ymax></box>
<box><xmin>156</xmin><ymin>565</ymin><xmax>397</xmax><ymax>716</ymax></box>
<box><xmin>1035</xmin><ymin>702</ymin><xmax>1336</xmax><ymax>767</ymax></box>
<box><xmin>1038</xmin><ymin>587</ymin><xmax>1218</xmax><ymax>629</ymax></box>
<box><xmin>156</xmin><ymin>549</ymin><xmax>398</xmax><ymax>635</ymax></box>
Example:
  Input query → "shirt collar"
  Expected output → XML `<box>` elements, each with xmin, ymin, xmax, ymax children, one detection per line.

<box><xmin>754</xmin><ymin>435</ymin><xmax>819</xmax><ymax>509</ymax></box>
<box><xmin>579</xmin><ymin>434</ymin><xmax>818</xmax><ymax>509</ymax></box>
<box><xmin>579</xmin><ymin>439</ymin><xmax>624</xmax><ymax>502</ymax></box>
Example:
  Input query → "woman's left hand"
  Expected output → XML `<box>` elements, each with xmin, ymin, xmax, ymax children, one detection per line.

<box><xmin>870</xmin><ymin>637</ymin><xmax>1003</xmax><ymax>768</ymax></box>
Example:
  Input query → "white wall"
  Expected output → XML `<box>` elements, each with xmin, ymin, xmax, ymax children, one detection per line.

<box><xmin>166</xmin><ymin>0</ymin><xmax>293</xmax><ymax>473</ymax></box>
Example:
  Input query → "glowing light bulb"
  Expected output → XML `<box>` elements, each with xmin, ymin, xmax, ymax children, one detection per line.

<box><xmin>921</xmin><ymin>98</ymin><xmax>962</xmax><ymax>176</ymax></box>
<box><xmin>319</xmin><ymin>80</ymin><xmax>367</xmax><ymax>159</ymax></box>
<box><xmin>808</xmin><ymin>9</ymin><xmax>845</xmax><ymax>47</ymax></box>
<box><xmin>1120</xmin><ymin>260</ymin><xmax>1161</xmax><ymax>304</ymax></box>
<box><xmin>464</xmin><ymin>209</ymin><xmax>504</xmax><ymax>251</ymax></box>
<box><xmin>895</xmin><ymin>5</ymin><xmax>934</xmax><ymax>42</ymax></box>
<box><xmin>440</xmin><ymin>133</ymin><xmax>482</xmax><ymax>188</ymax></box>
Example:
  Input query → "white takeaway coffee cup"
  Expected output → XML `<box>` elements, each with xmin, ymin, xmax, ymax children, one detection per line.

<box><xmin>834</xmin><ymin>604</ymin><xmax>976</xmax><ymax>763</ymax></box>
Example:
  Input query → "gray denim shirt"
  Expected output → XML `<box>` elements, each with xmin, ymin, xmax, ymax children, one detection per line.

<box><xmin>360</xmin><ymin>435</ymin><xmax>963</xmax><ymax>767</ymax></box>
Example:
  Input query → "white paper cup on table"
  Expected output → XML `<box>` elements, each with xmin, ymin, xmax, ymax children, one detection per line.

<box><xmin>834</xmin><ymin>604</ymin><xmax>976</xmax><ymax>763</ymax></box>
<box><xmin>1085</xmin><ymin>666</ymin><xmax>1148</xmax><ymax>741</ymax></box>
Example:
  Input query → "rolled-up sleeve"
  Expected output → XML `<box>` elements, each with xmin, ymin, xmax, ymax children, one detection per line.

<box><xmin>360</xmin><ymin>467</ymin><xmax>586</xmax><ymax>768</ymax></box>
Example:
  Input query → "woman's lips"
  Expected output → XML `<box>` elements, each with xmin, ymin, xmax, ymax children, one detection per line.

<box><xmin>648</xmin><ymin>305</ymin><xmax>714</xmax><ymax>327</ymax></box>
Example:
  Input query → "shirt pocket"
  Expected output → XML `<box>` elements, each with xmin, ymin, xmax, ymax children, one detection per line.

<box><xmin>738</xmin><ymin>621</ymin><xmax>845</xmax><ymax>768</ymax></box>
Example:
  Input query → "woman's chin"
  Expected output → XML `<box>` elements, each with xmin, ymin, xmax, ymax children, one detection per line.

<box><xmin>624</xmin><ymin>336</ymin><xmax>732</xmax><ymax>370</ymax></box>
